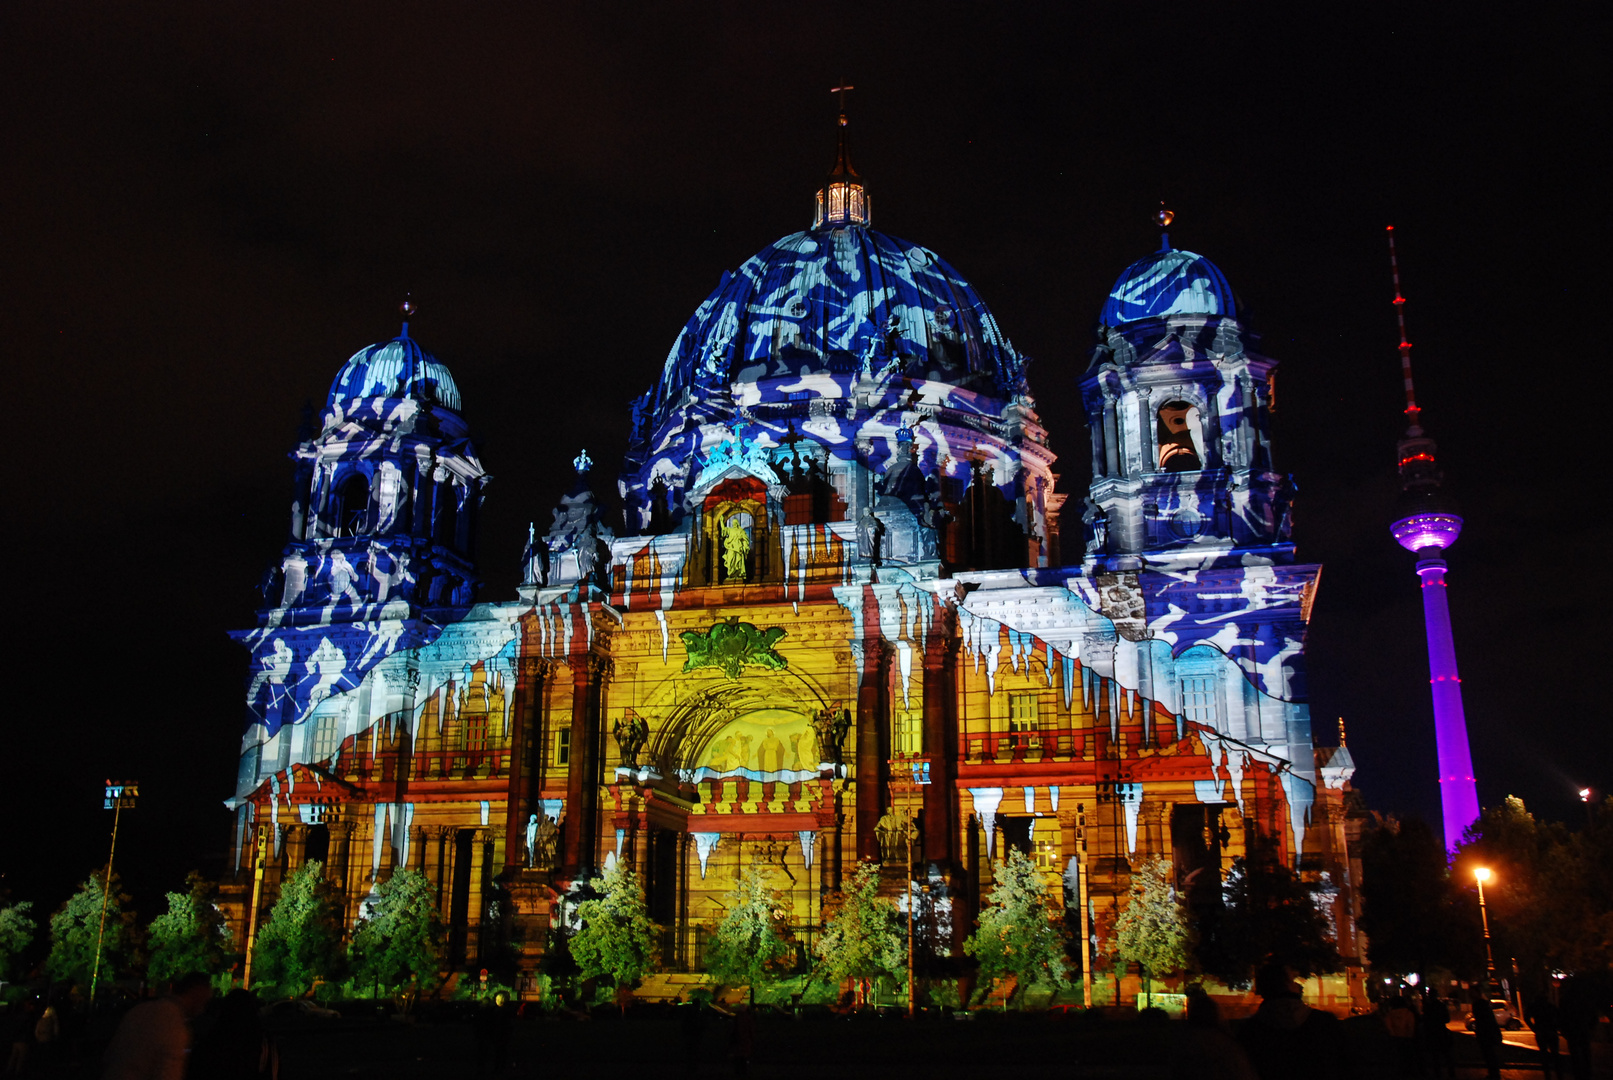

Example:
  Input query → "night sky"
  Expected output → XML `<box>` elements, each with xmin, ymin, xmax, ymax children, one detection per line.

<box><xmin>2</xmin><ymin>3</ymin><xmax>1602</xmax><ymax>916</ymax></box>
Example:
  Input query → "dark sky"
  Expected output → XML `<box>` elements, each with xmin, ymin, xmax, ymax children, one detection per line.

<box><xmin>1</xmin><ymin>2</ymin><xmax>1603</xmax><ymax>915</ymax></box>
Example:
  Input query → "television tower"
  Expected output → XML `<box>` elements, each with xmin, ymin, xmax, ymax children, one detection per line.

<box><xmin>1385</xmin><ymin>226</ymin><xmax>1480</xmax><ymax>852</ymax></box>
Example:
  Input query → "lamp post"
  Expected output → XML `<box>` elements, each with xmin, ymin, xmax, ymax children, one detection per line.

<box><xmin>1474</xmin><ymin>867</ymin><xmax>1497</xmax><ymax>997</ymax></box>
<box><xmin>90</xmin><ymin>780</ymin><xmax>137</xmax><ymax>1003</ymax></box>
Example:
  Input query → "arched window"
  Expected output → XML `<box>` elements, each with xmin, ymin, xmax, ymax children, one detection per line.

<box><xmin>1156</xmin><ymin>400</ymin><xmax>1203</xmax><ymax>472</ymax></box>
<box><xmin>336</xmin><ymin>472</ymin><xmax>370</xmax><ymax>536</ymax></box>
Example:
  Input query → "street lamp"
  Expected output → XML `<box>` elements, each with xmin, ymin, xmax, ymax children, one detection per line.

<box><xmin>1473</xmin><ymin>867</ymin><xmax>1497</xmax><ymax>997</ymax></box>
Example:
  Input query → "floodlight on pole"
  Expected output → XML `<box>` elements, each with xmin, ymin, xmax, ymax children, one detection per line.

<box><xmin>90</xmin><ymin>780</ymin><xmax>138</xmax><ymax>1002</ymax></box>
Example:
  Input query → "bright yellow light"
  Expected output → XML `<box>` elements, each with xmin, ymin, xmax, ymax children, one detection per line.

<box><xmin>1474</xmin><ymin>867</ymin><xmax>1492</xmax><ymax>883</ymax></box>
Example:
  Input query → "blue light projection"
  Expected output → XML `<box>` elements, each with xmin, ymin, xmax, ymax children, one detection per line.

<box><xmin>1100</xmin><ymin>242</ymin><xmax>1236</xmax><ymax>326</ymax></box>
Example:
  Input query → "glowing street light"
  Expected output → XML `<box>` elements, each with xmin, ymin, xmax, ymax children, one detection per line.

<box><xmin>1474</xmin><ymin>867</ymin><xmax>1497</xmax><ymax>996</ymax></box>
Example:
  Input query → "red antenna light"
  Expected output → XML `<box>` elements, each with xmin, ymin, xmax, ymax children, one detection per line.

<box><xmin>1387</xmin><ymin>226</ymin><xmax>1422</xmax><ymax>429</ymax></box>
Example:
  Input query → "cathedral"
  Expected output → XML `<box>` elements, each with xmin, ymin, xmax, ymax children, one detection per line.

<box><xmin>222</xmin><ymin>118</ymin><xmax>1366</xmax><ymax>1007</ymax></box>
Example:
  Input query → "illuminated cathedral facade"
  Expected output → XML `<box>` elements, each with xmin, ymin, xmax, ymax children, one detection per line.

<box><xmin>222</xmin><ymin>128</ymin><xmax>1366</xmax><ymax>1006</ymax></box>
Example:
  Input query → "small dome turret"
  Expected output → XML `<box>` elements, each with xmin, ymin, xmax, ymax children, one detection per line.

<box><xmin>327</xmin><ymin>330</ymin><xmax>462</xmax><ymax>412</ymax></box>
<box><xmin>1100</xmin><ymin>241</ymin><xmax>1236</xmax><ymax>326</ymax></box>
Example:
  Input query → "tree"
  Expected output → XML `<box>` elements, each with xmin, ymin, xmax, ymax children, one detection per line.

<box><xmin>964</xmin><ymin>848</ymin><xmax>1070</xmax><ymax>1003</ymax></box>
<box><xmin>813</xmin><ymin>864</ymin><xmax>905</xmax><ymax>996</ymax></box>
<box><xmin>350</xmin><ymin>869</ymin><xmax>444</xmax><ymax>994</ymax></box>
<box><xmin>0</xmin><ymin>902</ymin><xmax>37</xmax><ymax>981</ymax></box>
<box><xmin>1359</xmin><ymin>817</ymin><xmax>1471</xmax><ymax>977</ymax></box>
<box><xmin>147</xmin><ymin>873</ymin><xmax>234</xmax><ymax>984</ymax></box>
<box><xmin>569</xmin><ymin>862</ymin><xmax>658</xmax><ymax>992</ymax></box>
<box><xmin>1455</xmin><ymin>795</ymin><xmax>1613</xmax><ymax>988</ymax></box>
<box><xmin>253</xmin><ymin>860</ymin><xmax>344</xmax><ymax>996</ymax></box>
<box><xmin>704</xmin><ymin>863</ymin><xmax>794</xmax><ymax>1000</ymax></box>
<box><xmin>1195</xmin><ymin>836</ymin><xmax>1339</xmax><ymax>989</ymax></box>
<box><xmin>1114</xmin><ymin>857</ymin><xmax>1195</xmax><ymax>1004</ymax></box>
<box><xmin>47</xmin><ymin>871</ymin><xmax>137</xmax><ymax>991</ymax></box>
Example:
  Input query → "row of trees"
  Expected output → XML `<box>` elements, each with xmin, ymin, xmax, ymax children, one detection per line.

<box><xmin>0</xmin><ymin>862</ymin><xmax>443</xmax><ymax>1001</ymax></box>
<box><xmin>564</xmin><ymin>839</ymin><xmax>1339</xmax><ymax>1007</ymax></box>
<box><xmin>1359</xmin><ymin>796</ymin><xmax>1613</xmax><ymax>990</ymax></box>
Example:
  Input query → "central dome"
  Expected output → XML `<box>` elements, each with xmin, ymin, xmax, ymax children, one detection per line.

<box><xmin>639</xmin><ymin>225</ymin><xmax>1025</xmax><ymax>433</ymax></box>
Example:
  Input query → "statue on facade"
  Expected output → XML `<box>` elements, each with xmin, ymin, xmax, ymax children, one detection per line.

<box><xmin>857</xmin><ymin>510</ymin><xmax>886</xmax><ymax>566</ymax></box>
<box><xmin>525</xmin><ymin>812</ymin><xmax>558</xmax><ymax>870</ymax></box>
<box><xmin>876</xmin><ymin>806</ymin><xmax>913</xmax><ymax>865</ymax></box>
<box><xmin>520</xmin><ymin>522</ymin><xmax>548</xmax><ymax>586</ymax></box>
<box><xmin>811</xmin><ymin>703</ymin><xmax>852</xmax><ymax>766</ymax></box>
<box><xmin>612</xmin><ymin>710</ymin><xmax>650</xmax><ymax>768</ymax></box>
<box><xmin>720</xmin><ymin>515</ymin><xmax>751</xmax><ymax>580</ymax></box>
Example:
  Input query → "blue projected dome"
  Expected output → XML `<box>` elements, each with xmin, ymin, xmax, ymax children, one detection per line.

<box><xmin>1101</xmin><ymin>244</ymin><xmax>1236</xmax><ymax>326</ymax></box>
<box><xmin>327</xmin><ymin>333</ymin><xmax>462</xmax><ymax>412</ymax></box>
<box><xmin>640</xmin><ymin>225</ymin><xmax>1025</xmax><ymax>432</ymax></box>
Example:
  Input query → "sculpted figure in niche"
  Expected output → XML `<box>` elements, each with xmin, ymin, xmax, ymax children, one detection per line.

<box><xmin>721</xmin><ymin>514</ymin><xmax>751</xmax><ymax>580</ymax></box>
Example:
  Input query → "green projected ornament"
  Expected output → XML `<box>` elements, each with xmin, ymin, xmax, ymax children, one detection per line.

<box><xmin>681</xmin><ymin>617</ymin><xmax>788</xmax><ymax>679</ymax></box>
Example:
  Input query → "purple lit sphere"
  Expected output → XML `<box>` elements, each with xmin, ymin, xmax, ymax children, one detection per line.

<box><xmin>1391</xmin><ymin>512</ymin><xmax>1463</xmax><ymax>552</ymax></box>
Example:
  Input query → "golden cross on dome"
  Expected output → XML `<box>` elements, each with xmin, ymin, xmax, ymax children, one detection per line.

<box><xmin>831</xmin><ymin>83</ymin><xmax>854</xmax><ymax>123</ymax></box>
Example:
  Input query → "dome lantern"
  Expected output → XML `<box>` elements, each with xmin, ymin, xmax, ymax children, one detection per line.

<box><xmin>813</xmin><ymin>85</ymin><xmax>870</xmax><ymax>229</ymax></box>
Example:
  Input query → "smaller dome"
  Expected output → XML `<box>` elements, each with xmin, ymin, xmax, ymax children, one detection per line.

<box><xmin>1101</xmin><ymin>245</ymin><xmax>1236</xmax><ymax>326</ymax></box>
<box><xmin>327</xmin><ymin>334</ymin><xmax>462</xmax><ymax>412</ymax></box>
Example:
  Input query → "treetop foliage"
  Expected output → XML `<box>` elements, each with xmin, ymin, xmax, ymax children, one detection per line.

<box><xmin>351</xmin><ymin>869</ymin><xmax>443</xmax><ymax>993</ymax></box>
<box><xmin>965</xmin><ymin>848</ymin><xmax>1070</xmax><ymax>994</ymax></box>
<box><xmin>1114</xmin><ymin>856</ymin><xmax>1195</xmax><ymax>985</ymax></box>
<box><xmin>569</xmin><ymin>861</ymin><xmax>659</xmax><ymax>989</ymax></box>
<box><xmin>146</xmin><ymin>872</ymin><xmax>234</xmax><ymax>985</ymax></box>
<box><xmin>46</xmin><ymin>871</ymin><xmax>138</xmax><ymax>991</ymax></box>
<box><xmin>703</xmin><ymin>863</ymin><xmax>794</xmax><ymax>992</ymax></box>
<box><xmin>253</xmin><ymin>860</ymin><xmax>344</xmax><ymax>997</ymax></box>
<box><xmin>813</xmin><ymin>863</ymin><xmax>905</xmax><ymax>987</ymax></box>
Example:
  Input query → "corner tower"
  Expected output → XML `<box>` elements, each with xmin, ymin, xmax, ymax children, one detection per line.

<box><xmin>227</xmin><ymin>309</ymin><xmax>488</xmax><ymax>861</ymax></box>
<box><xmin>1079</xmin><ymin>221</ymin><xmax>1292</xmax><ymax>570</ymax></box>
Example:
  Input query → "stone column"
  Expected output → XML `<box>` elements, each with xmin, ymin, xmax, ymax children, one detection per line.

<box><xmin>921</xmin><ymin>617</ymin><xmax>959</xmax><ymax>867</ymax></box>
<box><xmin>854</xmin><ymin>635</ymin><xmax>891</xmax><ymax>865</ymax></box>
<box><xmin>502</xmin><ymin>658</ymin><xmax>551</xmax><ymax>873</ymax></box>
<box><xmin>562</xmin><ymin>652</ymin><xmax>611</xmax><ymax>878</ymax></box>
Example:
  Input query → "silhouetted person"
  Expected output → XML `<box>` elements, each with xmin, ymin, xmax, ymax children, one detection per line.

<box><xmin>190</xmin><ymin>990</ymin><xmax>277</xmax><ymax>1080</ymax></box>
<box><xmin>727</xmin><ymin>1003</ymin><xmax>754</xmax><ymax>1080</ymax></box>
<box><xmin>3</xmin><ymin>998</ymin><xmax>40</xmax><ymax>1076</ymax></box>
<box><xmin>1469</xmin><ymin>995</ymin><xmax>1503</xmax><ymax>1079</ymax></box>
<box><xmin>1418</xmin><ymin>989</ymin><xmax>1455</xmax><ymax>1079</ymax></box>
<box><xmin>472</xmin><ymin>993</ymin><xmax>515</xmax><ymax>1074</ymax></box>
<box><xmin>679</xmin><ymin>997</ymin><xmax>708</xmax><ymax>1080</ymax></box>
<box><xmin>1558</xmin><ymin>976</ymin><xmax>1600</xmax><ymax>1080</ymax></box>
<box><xmin>1525</xmin><ymin>993</ymin><xmax>1561</xmax><ymax>1078</ymax></box>
<box><xmin>1236</xmin><ymin>964</ymin><xmax>1344</xmax><ymax>1080</ymax></box>
<box><xmin>103</xmin><ymin>972</ymin><xmax>213</xmax><ymax>1080</ymax></box>
<box><xmin>1172</xmin><ymin>987</ymin><xmax>1257</xmax><ymax>1080</ymax></box>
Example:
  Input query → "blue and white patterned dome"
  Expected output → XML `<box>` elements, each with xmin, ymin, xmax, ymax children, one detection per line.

<box><xmin>1101</xmin><ymin>244</ymin><xmax>1236</xmax><ymax>326</ymax></box>
<box><xmin>327</xmin><ymin>334</ymin><xmax>462</xmax><ymax>412</ymax></box>
<box><xmin>639</xmin><ymin>225</ymin><xmax>1025</xmax><ymax>433</ymax></box>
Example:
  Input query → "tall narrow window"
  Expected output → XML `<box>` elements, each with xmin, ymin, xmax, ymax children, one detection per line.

<box><xmin>1008</xmin><ymin>693</ymin><xmax>1040</xmax><ymax>733</ymax></box>
<box><xmin>1181</xmin><ymin>675</ymin><xmax>1217</xmax><ymax>728</ymax></box>
<box><xmin>1156</xmin><ymin>400</ymin><xmax>1203</xmax><ymax>472</ymax></box>
<box><xmin>464</xmin><ymin>713</ymin><xmax>488</xmax><ymax>753</ymax></box>
<box><xmin>554</xmin><ymin>729</ymin><xmax>571</xmax><ymax>767</ymax></box>
<box><xmin>337</xmin><ymin>473</ymin><xmax>371</xmax><ymax>536</ymax></box>
<box><xmin>310</xmin><ymin>714</ymin><xmax>341</xmax><ymax>762</ymax></box>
